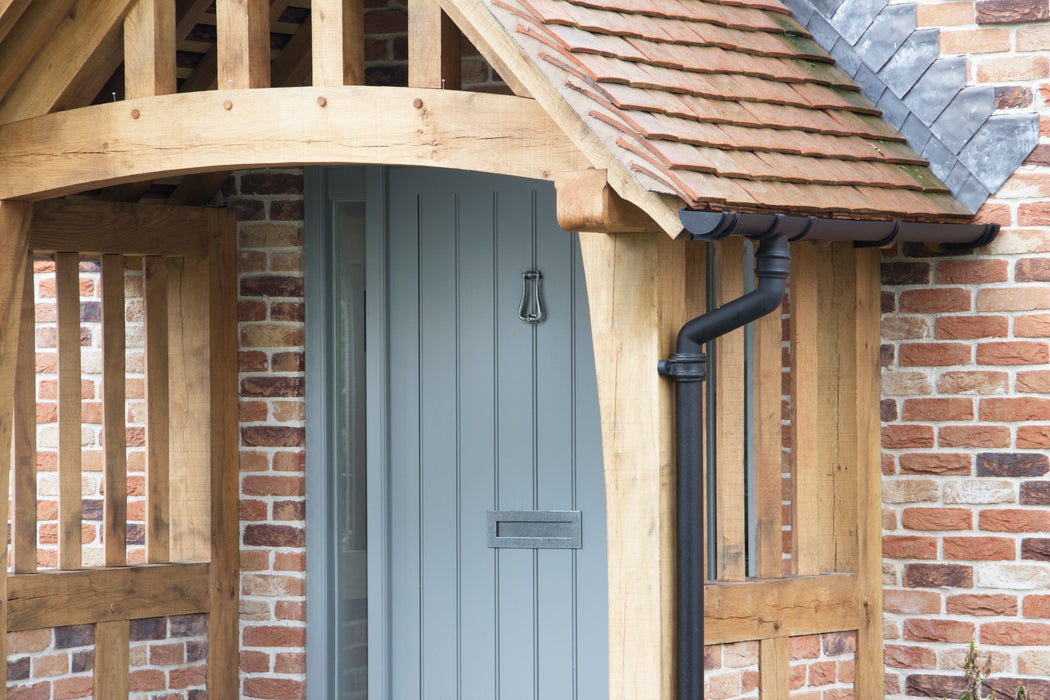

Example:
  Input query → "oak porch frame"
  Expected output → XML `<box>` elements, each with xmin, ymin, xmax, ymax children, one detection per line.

<box><xmin>0</xmin><ymin>84</ymin><xmax>884</xmax><ymax>699</ymax></box>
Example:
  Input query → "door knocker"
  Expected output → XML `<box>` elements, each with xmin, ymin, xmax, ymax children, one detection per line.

<box><xmin>518</xmin><ymin>270</ymin><xmax>545</xmax><ymax>324</ymax></box>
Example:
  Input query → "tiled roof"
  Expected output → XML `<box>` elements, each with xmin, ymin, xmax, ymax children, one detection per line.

<box><xmin>483</xmin><ymin>0</ymin><xmax>975</xmax><ymax>221</ymax></box>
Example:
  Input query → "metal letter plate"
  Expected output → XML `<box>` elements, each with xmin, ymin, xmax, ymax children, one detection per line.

<box><xmin>487</xmin><ymin>510</ymin><xmax>582</xmax><ymax>549</ymax></box>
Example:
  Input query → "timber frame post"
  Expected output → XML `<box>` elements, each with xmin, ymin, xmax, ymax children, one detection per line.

<box><xmin>579</xmin><ymin>231</ymin><xmax>706</xmax><ymax>700</ymax></box>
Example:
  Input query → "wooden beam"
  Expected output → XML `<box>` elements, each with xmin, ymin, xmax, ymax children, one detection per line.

<box><xmin>144</xmin><ymin>257</ymin><xmax>170</xmax><ymax>564</ymax></box>
<box><xmin>206</xmin><ymin>209</ymin><xmax>240</xmax><ymax>697</ymax></box>
<box><xmin>437</xmin><ymin>0</ymin><xmax>682</xmax><ymax>235</ymax></box>
<box><xmin>7</xmin><ymin>563</ymin><xmax>210</xmax><ymax>630</ymax></box>
<box><xmin>216</xmin><ymin>0</ymin><xmax>270</xmax><ymax>89</ymax></box>
<box><xmin>313</xmin><ymin>0</ymin><xmax>364</xmax><ymax>87</ymax></box>
<box><xmin>13</xmin><ymin>253</ymin><xmax>37</xmax><ymax>574</ymax></box>
<box><xmin>853</xmin><ymin>246</ymin><xmax>884</xmax><ymax>697</ymax></box>
<box><xmin>125</xmin><ymin>0</ymin><xmax>177</xmax><ymax>99</ymax></box>
<box><xmin>0</xmin><ymin>0</ymin><xmax>136</xmax><ymax>123</ymax></box>
<box><xmin>0</xmin><ymin>200</ymin><xmax>32</xmax><ymax>692</ymax></box>
<box><xmin>759</xmin><ymin>637</ymin><xmax>789</xmax><ymax>699</ymax></box>
<box><xmin>94</xmin><ymin>620</ymin><xmax>130</xmax><ymax>697</ymax></box>
<box><xmin>0</xmin><ymin>0</ymin><xmax>76</xmax><ymax>102</ymax></box>
<box><xmin>56</xmin><ymin>252</ymin><xmax>83</xmax><ymax>571</ymax></box>
<box><xmin>101</xmin><ymin>255</ymin><xmax>128</xmax><ymax>567</ymax></box>
<box><xmin>714</xmin><ymin>237</ymin><xmax>746</xmax><ymax>582</ymax></box>
<box><xmin>789</xmin><ymin>241</ymin><xmax>819</xmax><ymax>576</ymax></box>
<box><xmin>29</xmin><ymin>199</ymin><xmax>210</xmax><ymax>257</ymax></box>
<box><xmin>704</xmin><ymin>574</ymin><xmax>859</xmax><ymax>644</ymax></box>
<box><xmin>554</xmin><ymin>169</ymin><xmax>661</xmax><ymax>233</ymax></box>
<box><xmin>409</xmin><ymin>0</ymin><xmax>460</xmax><ymax>90</ymax></box>
<box><xmin>0</xmin><ymin>87</ymin><xmax>589</xmax><ymax>200</ymax></box>
<box><xmin>175</xmin><ymin>0</ymin><xmax>215</xmax><ymax>43</ymax></box>
<box><xmin>0</xmin><ymin>0</ymin><xmax>32</xmax><ymax>45</ymax></box>
<box><xmin>580</xmin><ymin>232</ymin><xmax>704</xmax><ymax>700</ymax></box>
<box><xmin>754</xmin><ymin>278</ymin><xmax>783</xmax><ymax>579</ymax></box>
<box><xmin>166</xmin><ymin>172</ymin><xmax>232</xmax><ymax>207</ymax></box>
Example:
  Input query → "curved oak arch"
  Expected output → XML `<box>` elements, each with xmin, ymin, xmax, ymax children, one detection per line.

<box><xmin>0</xmin><ymin>86</ymin><xmax>591</xmax><ymax>201</ymax></box>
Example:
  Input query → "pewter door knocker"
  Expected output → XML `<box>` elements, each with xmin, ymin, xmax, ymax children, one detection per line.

<box><xmin>518</xmin><ymin>270</ymin><xmax>545</xmax><ymax>324</ymax></box>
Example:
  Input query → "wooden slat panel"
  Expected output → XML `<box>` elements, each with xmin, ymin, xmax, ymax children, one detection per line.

<box><xmin>124</xmin><ymin>0</ymin><xmax>177</xmax><ymax>99</ymax></box>
<box><xmin>216</xmin><ymin>0</ymin><xmax>270</xmax><ymax>89</ymax></box>
<box><xmin>704</xmin><ymin>573</ymin><xmax>859</xmax><ymax>644</ymax></box>
<box><xmin>312</xmin><ymin>0</ymin><xmax>365</xmax><ymax>87</ymax></box>
<box><xmin>789</xmin><ymin>241</ymin><xmax>818</xmax><ymax>576</ymax></box>
<box><xmin>759</xmin><ymin>636</ymin><xmax>789</xmax><ymax>698</ymax></box>
<box><xmin>0</xmin><ymin>201</ymin><xmax>33</xmax><ymax>692</ymax></box>
<box><xmin>409</xmin><ymin>0</ymin><xmax>461</xmax><ymax>89</ymax></box>
<box><xmin>714</xmin><ymin>237</ymin><xmax>746</xmax><ymax>582</ymax></box>
<box><xmin>13</xmin><ymin>255</ymin><xmax>37</xmax><ymax>573</ymax></box>
<box><xmin>56</xmin><ymin>252</ymin><xmax>83</xmax><ymax>571</ymax></box>
<box><xmin>144</xmin><ymin>256</ymin><xmax>170</xmax><ymax>564</ymax></box>
<box><xmin>0</xmin><ymin>0</ymin><xmax>136</xmax><ymax>123</ymax></box>
<box><xmin>0</xmin><ymin>0</ymin><xmax>76</xmax><ymax>102</ymax></box>
<box><xmin>753</xmin><ymin>279</ymin><xmax>783</xmax><ymax>579</ymax></box>
<box><xmin>95</xmin><ymin>620</ymin><xmax>130</xmax><ymax>698</ymax></box>
<box><xmin>206</xmin><ymin>209</ymin><xmax>241</xmax><ymax>697</ymax></box>
<box><xmin>168</xmin><ymin>257</ymin><xmax>211</xmax><ymax>561</ymax></box>
<box><xmin>817</xmin><ymin>243</ymin><xmax>859</xmax><ymax>572</ymax></box>
<box><xmin>102</xmin><ymin>254</ymin><xmax>127</xmax><ymax>567</ymax></box>
<box><xmin>30</xmin><ymin>199</ymin><xmax>210</xmax><ymax>258</ymax></box>
<box><xmin>853</xmin><ymin>246</ymin><xmax>884</xmax><ymax>697</ymax></box>
<box><xmin>0</xmin><ymin>0</ymin><xmax>32</xmax><ymax>45</ymax></box>
<box><xmin>7</xmin><ymin>563</ymin><xmax>210</xmax><ymax>630</ymax></box>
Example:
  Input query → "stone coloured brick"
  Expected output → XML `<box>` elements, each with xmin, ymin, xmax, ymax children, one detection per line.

<box><xmin>978</xmin><ymin>563</ymin><xmax>1050</xmax><ymax>589</ymax></box>
<box><xmin>882</xmin><ymin>316</ymin><xmax>931</xmax><ymax>340</ymax></box>
<box><xmin>903</xmin><ymin>563</ymin><xmax>973</xmax><ymax>587</ymax></box>
<box><xmin>943</xmin><ymin>536</ymin><xmax>1016</xmax><ymax>560</ymax></box>
<box><xmin>1019</xmin><ymin>202</ymin><xmax>1050</xmax><ymax>227</ymax></box>
<box><xmin>943</xmin><ymin>480</ymin><xmax>1014</xmax><ymax>505</ymax></box>
<box><xmin>903</xmin><ymin>618</ymin><xmax>975</xmax><ymax>643</ymax></box>
<box><xmin>899</xmin><ymin>452</ymin><xmax>971</xmax><ymax>475</ymax></box>
<box><xmin>885</xmin><ymin>644</ymin><xmax>936</xmax><ymax>668</ymax></box>
<box><xmin>884</xmin><ymin>589</ymin><xmax>941</xmax><ymax>614</ymax></box>
<box><xmin>946</xmin><ymin>593</ymin><xmax>1018</xmax><ymax>616</ymax></box>
<box><xmin>937</xmin><ymin>370</ymin><xmax>1008</xmax><ymax>394</ymax></box>
<box><xmin>901</xmin><ymin>507</ymin><xmax>971</xmax><ymax>531</ymax></box>
<box><xmin>882</xmin><ymin>371</ymin><xmax>932</xmax><ymax>395</ymax></box>
<box><xmin>941</xmin><ymin>425</ymin><xmax>1011</xmax><ymax>448</ymax></box>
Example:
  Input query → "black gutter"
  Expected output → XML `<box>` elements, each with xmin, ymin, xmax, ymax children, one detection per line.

<box><xmin>662</xmin><ymin>209</ymin><xmax>995</xmax><ymax>700</ymax></box>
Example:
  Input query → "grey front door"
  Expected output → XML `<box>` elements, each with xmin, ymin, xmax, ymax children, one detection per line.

<box><xmin>376</xmin><ymin>167</ymin><xmax>609</xmax><ymax>699</ymax></box>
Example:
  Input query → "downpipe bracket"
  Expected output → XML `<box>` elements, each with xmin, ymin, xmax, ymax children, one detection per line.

<box><xmin>657</xmin><ymin>352</ymin><xmax>707</xmax><ymax>382</ymax></box>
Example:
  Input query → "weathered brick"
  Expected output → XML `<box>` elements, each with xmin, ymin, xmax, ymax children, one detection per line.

<box><xmin>239</xmin><ymin>324</ymin><xmax>305</xmax><ymax>348</ymax></box>
<box><xmin>935</xmin><ymin>315</ymin><xmax>1008</xmax><ymax>339</ymax></box>
<box><xmin>243</xmin><ymin>524</ymin><xmax>305</xmax><ymax>548</ymax></box>
<box><xmin>885</xmin><ymin>644</ymin><xmax>936</xmax><ymax>669</ymax></box>
<box><xmin>902</xmin><ymin>398</ymin><xmax>973</xmax><ymax>421</ymax></box>
<box><xmin>1023</xmin><ymin>595</ymin><xmax>1050</xmax><ymax>618</ymax></box>
<box><xmin>242</xmin><ymin>475</ymin><xmax>305</xmax><ymax>497</ymax></box>
<box><xmin>906</xmin><ymin>675</ymin><xmax>969</xmax><ymax>699</ymax></box>
<box><xmin>996</xmin><ymin>85</ymin><xmax>1035</xmax><ymax>109</ymax></box>
<box><xmin>884</xmin><ymin>589</ymin><xmax>941</xmax><ymax>614</ymax></box>
<box><xmin>241</xmin><ymin>426</ymin><xmax>305</xmax><ymax>447</ymax></box>
<box><xmin>899</xmin><ymin>343</ymin><xmax>971</xmax><ymax>366</ymax></box>
<box><xmin>976</xmin><ymin>0</ymin><xmax>1049</xmax><ymax>22</ymax></box>
<box><xmin>976</xmin><ymin>55</ymin><xmax>1050</xmax><ymax>82</ymax></box>
<box><xmin>899</xmin><ymin>453</ymin><xmax>971</xmax><ymax>475</ymax></box>
<box><xmin>239</xmin><ymin>224</ymin><xmax>304</xmax><ymax>249</ymax></box>
<box><xmin>884</xmin><ymin>478</ymin><xmax>939</xmax><ymax>503</ymax></box>
<box><xmin>903</xmin><ymin>618</ymin><xmax>975</xmax><ymax>643</ymax></box>
<box><xmin>982</xmin><ymin>621</ymin><xmax>1050</xmax><ymax>646</ymax></box>
<box><xmin>54</xmin><ymin>625</ymin><xmax>94</xmax><ymax>649</ymax></box>
<box><xmin>882</xmin><ymin>371</ymin><xmax>932</xmax><ymax>395</ymax></box>
<box><xmin>240</xmin><ymin>276</ymin><xmax>304</xmax><ymax>298</ymax></box>
<box><xmin>128</xmin><ymin>618</ymin><xmax>165</xmax><ymax>642</ymax></box>
<box><xmin>883</xmin><ymin>425</ymin><xmax>934</xmax><ymax>448</ymax></box>
<box><xmin>1018</xmin><ymin>370</ymin><xmax>1050</xmax><ymax>393</ymax></box>
<box><xmin>977</xmin><ymin>563</ymin><xmax>1050</xmax><ymax>589</ymax></box>
<box><xmin>1017</xmin><ymin>258</ymin><xmax>1050</xmax><ymax>282</ymax></box>
<box><xmin>977</xmin><ymin>452</ymin><xmax>1050</xmax><ymax>477</ymax></box>
<box><xmin>881</xmin><ymin>399</ymin><xmax>898</xmax><ymax>421</ymax></box>
<box><xmin>272</xmin><ymin>351</ymin><xmax>305</xmax><ymax>372</ymax></box>
<box><xmin>903</xmin><ymin>563</ymin><xmax>973</xmax><ymax>588</ymax></box>
<box><xmin>240</xmin><ymin>377</ymin><xmax>305</xmax><ymax>398</ymax></box>
<box><xmin>240</xmin><ymin>172</ymin><xmax>304</xmax><ymax>195</ymax></box>
<box><xmin>936</xmin><ymin>259</ymin><xmax>1009</xmax><ymax>284</ymax></box>
<box><xmin>943</xmin><ymin>536</ymin><xmax>1016</xmax><ymax>560</ymax></box>
<box><xmin>1021</xmin><ymin>481</ymin><xmax>1050</xmax><ymax>505</ymax></box>
<box><xmin>882</xmin><ymin>262</ymin><xmax>930</xmax><ymax>285</ymax></box>
<box><xmin>976</xmin><ymin>341</ymin><xmax>1049</xmax><ymax>365</ymax></box>
<box><xmin>270</xmin><ymin>200</ymin><xmax>305</xmax><ymax>221</ymax></box>
<box><xmin>946</xmin><ymin>593</ymin><xmax>1018</xmax><ymax>616</ymax></box>
<box><xmin>884</xmin><ymin>535</ymin><xmax>938</xmax><ymax>559</ymax></box>
<box><xmin>944</xmin><ymin>479</ymin><xmax>1013</xmax><ymax>504</ymax></box>
<box><xmin>917</xmin><ymin>1</ymin><xmax>974</xmax><ymax>24</ymax></box>
<box><xmin>239</xmin><ymin>350</ymin><xmax>268</xmax><ymax>372</ymax></box>
<box><xmin>901</xmin><ymin>507</ymin><xmax>971</xmax><ymax>531</ymax></box>
<box><xmin>980</xmin><ymin>509</ymin><xmax>1050</xmax><ymax>532</ymax></box>
<box><xmin>1016</xmin><ymin>313</ymin><xmax>1050</xmax><ymax>338</ymax></box>
<box><xmin>899</xmin><ymin>288</ymin><xmax>970</xmax><ymax>313</ymax></box>
<box><xmin>243</xmin><ymin>625</ymin><xmax>306</xmax><ymax>648</ymax></box>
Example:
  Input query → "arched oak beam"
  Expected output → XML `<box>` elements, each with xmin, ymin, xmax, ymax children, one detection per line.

<box><xmin>0</xmin><ymin>85</ymin><xmax>590</xmax><ymax>200</ymax></box>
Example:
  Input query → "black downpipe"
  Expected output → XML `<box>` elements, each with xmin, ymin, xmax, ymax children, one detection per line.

<box><xmin>657</xmin><ymin>233</ymin><xmax>791</xmax><ymax>700</ymax></box>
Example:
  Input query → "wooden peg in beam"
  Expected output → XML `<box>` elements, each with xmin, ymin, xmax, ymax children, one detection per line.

<box><xmin>554</xmin><ymin>169</ymin><xmax>662</xmax><ymax>233</ymax></box>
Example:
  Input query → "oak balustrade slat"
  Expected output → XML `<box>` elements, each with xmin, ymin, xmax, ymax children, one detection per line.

<box><xmin>144</xmin><ymin>256</ymin><xmax>170</xmax><ymax>563</ymax></box>
<box><xmin>56</xmin><ymin>252</ymin><xmax>83</xmax><ymax>571</ymax></box>
<box><xmin>101</xmin><ymin>254</ymin><xmax>127</xmax><ymax>567</ymax></box>
<box><xmin>13</xmin><ymin>256</ymin><xmax>37</xmax><ymax>573</ymax></box>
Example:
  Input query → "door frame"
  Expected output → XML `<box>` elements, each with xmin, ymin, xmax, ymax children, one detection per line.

<box><xmin>305</xmin><ymin>165</ymin><xmax>393</xmax><ymax>699</ymax></box>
